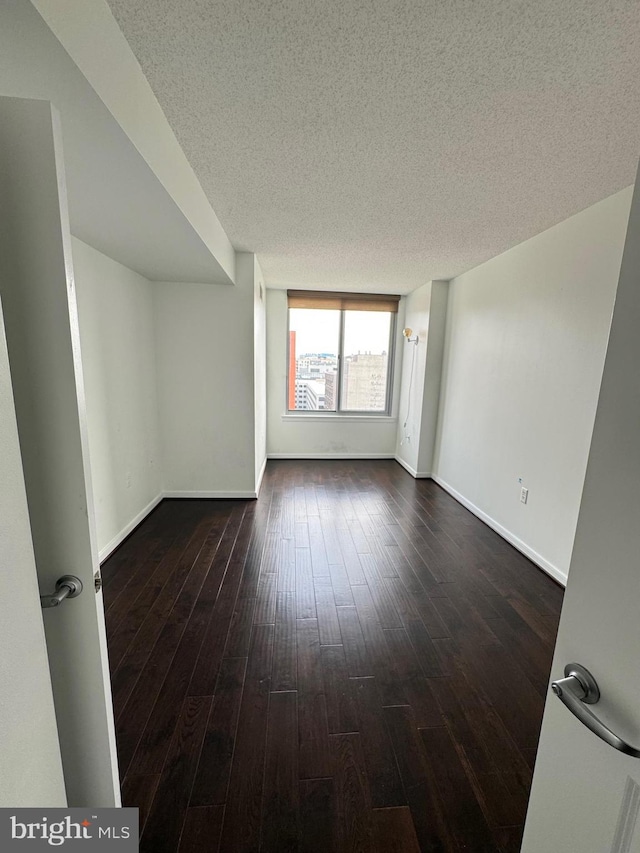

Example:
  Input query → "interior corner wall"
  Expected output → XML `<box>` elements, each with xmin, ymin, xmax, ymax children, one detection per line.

<box><xmin>266</xmin><ymin>289</ymin><xmax>403</xmax><ymax>458</ymax></box>
<box><xmin>433</xmin><ymin>187</ymin><xmax>633</xmax><ymax>584</ymax></box>
<box><xmin>417</xmin><ymin>281</ymin><xmax>448</xmax><ymax>475</ymax></box>
<box><xmin>73</xmin><ymin>237</ymin><xmax>162</xmax><ymax>560</ymax></box>
<box><xmin>154</xmin><ymin>253</ymin><xmax>258</xmax><ymax>497</ymax></box>
<box><xmin>395</xmin><ymin>281</ymin><xmax>448</xmax><ymax>477</ymax></box>
<box><xmin>254</xmin><ymin>257</ymin><xmax>267</xmax><ymax>489</ymax></box>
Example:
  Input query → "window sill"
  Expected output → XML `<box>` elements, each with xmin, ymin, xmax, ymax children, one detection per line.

<box><xmin>281</xmin><ymin>413</ymin><xmax>398</xmax><ymax>424</ymax></box>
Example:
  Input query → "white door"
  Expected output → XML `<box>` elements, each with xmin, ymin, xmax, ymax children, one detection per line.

<box><xmin>0</xmin><ymin>299</ymin><xmax>66</xmax><ymax>807</ymax></box>
<box><xmin>522</xmin><ymin>164</ymin><xmax>640</xmax><ymax>852</ymax></box>
<box><xmin>0</xmin><ymin>96</ymin><xmax>120</xmax><ymax>807</ymax></box>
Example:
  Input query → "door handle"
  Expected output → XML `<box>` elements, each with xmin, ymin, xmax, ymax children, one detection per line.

<box><xmin>552</xmin><ymin>663</ymin><xmax>640</xmax><ymax>758</ymax></box>
<box><xmin>40</xmin><ymin>574</ymin><xmax>83</xmax><ymax>609</ymax></box>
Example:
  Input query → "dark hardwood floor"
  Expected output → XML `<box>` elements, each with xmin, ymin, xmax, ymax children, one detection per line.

<box><xmin>102</xmin><ymin>460</ymin><xmax>563</xmax><ymax>853</ymax></box>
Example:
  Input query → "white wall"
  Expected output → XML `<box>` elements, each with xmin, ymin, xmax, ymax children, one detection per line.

<box><xmin>433</xmin><ymin>187</ymin><xmax>633</xmax><ymax>583</ymax></box>
<box><xmin>154</xmin><ymin>252</ymin><xmax>261</xmax><ymax>496</ymax></box>
<box><xmin>395</xmin><ymin>280</ymin><xmax>448</xmax><ymax>476</ymax></box>
<box><xmin>73</xmin><ymin>237</ymin><xmax>162</xmax><ymax>560</ymax></box>
<box><xmin>76</xmin><ymin>244</ymin><xmax>265</xmax><ymax>540</ymax></box>
<box><xmin>266</xmin><ymin>289</ymin><xmax>403</xmax><ymax>458</ymax></box>
<box><xmin>417</xmin><ymin>281</ymin><xmax>448</xmax><ymax>475</ymax></box>
<box><xmin>254</xmin><ymin>257</ymin><xmax>267</xmax><ymax>487</ymax></box>
<box><xmin>396</xmin><ymin>284</ymin><xmax>431</xmax><ymax>469</ymax></box>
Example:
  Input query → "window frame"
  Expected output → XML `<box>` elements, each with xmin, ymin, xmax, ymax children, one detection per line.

<box><xmin>286</xmin><ymin>306</ymin><xmax>397</xmax><ymax>416</ymax></box>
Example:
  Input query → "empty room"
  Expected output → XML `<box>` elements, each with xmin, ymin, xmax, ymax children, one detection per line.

<box><xmin>1</xmin><ymin>2</ymin><xmax>640</xmax><ymax>852</ymax></box>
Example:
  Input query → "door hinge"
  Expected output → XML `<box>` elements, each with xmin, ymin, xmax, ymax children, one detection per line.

<box><xmin>94</xmin><ymin>570</ymin><xmax>103</xmax><ymax>594</ymax></box>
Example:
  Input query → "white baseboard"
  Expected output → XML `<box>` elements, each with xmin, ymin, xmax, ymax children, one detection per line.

<box><xmin>98</xmin><ymin>470</ymin><xmax>567</xmax><ymax>590</ymax></box>
<box><xmin>163</xmin><ymin>489</ymin><xmax>258</xmax><ymax>499</ymax></box>
<box><xmin>98</xmin><ymin>484</ymin><xmax>259</xmax><ymax>562</ymax></box>
<box><xmin>394</xmin><ymin>455</ymin><xmax>432</xmax><ymax>479</ymax></box>
<box><xmin>98</xmin><ymin>492</ymin><xmax>163</xmax><ymax>563</ymax></box>
<box><xmin>255</xmin><ymin>455</ymin><xmax>268</xmax><ymax>495</ymax></box>
<box><xmin>432</xmin><ymin>475</ymin><xmax>568</xmax><ymax>588</ymax></box>
<box><xmin>267</xmin><ymin>452</ymin><xmax>395</xmax><ymax>460</ymax></box>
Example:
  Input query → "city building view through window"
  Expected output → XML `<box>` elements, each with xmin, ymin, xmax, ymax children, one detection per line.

<box><xmin>288</xmin><ymin>308</ymin><xmax>393</xmax><ymax>412</ymax></box>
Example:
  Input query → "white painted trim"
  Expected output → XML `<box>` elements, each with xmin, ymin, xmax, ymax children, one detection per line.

<box><xmin>280</xmin><ymin>414</ymin><xmax>397</xmax><ymax>423</ymax></box>
<box><xmin>163</xmin><ymin>490</ymin><xmax>258</xmax><ymax>499</ymax></box>
<box><xmin>255</xmin><ymin>455</ymin><xmax>268</xmax><ymax>495</ymax></box>
<box><xmin>98</xmin><ymin>492</ymin><xmax>163</xmax><ymax>563</ymax></box>
<box><xmin>432</xmin><ymin>475</ymin><xmax>568</xmax><ymax>587</ymax></box>
<box><xmin>98</xmin><ymin>471</ymin><xmax>566</xmax><ymax>590</ymax></box>
<box><xmin>394</xmin><ymin>456</ymin><xmax>432</xmax><ymax>479</ymax></box>
<box><xmin>268</xmin><ymin>453</ymin><xmax>395</xmax><ymax>460</ymax></box>
<box><xmin>99</xmin><ymin>483</ymin><xmax>262</xmax><ymax>562</ymax></box>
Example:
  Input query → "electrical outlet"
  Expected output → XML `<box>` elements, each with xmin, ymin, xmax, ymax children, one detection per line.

<box><xmin>520</xmin><ymin>486</ymin><xmax>528</xmax><ymax>504</ymax></box>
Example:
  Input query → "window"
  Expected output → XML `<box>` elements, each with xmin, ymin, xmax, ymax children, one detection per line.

<box><xmin>287</xmin><ymin>290</ymin><xmax>399</xmax><ymax>413</ymax></box>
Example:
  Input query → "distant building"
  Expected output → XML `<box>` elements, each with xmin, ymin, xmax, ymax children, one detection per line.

<box><xmin>293</xmin><ymin>354</ymin><xmax>386</xmax><ymax>411</ymax></box>
<box><xmin>324</xmin><ymin>370</ymin><xmax>337</xmax><ymax>411</ymax></box>
<box><xmin>288</xmin><ymin>331</ymin><xmax>297</xmax><ymax>410</ymax></box>
<box><xmin>296</xmin><ymin>353</ymin><xmax>337</xmax><ymax>380</ymax></box>
<box><xmin>342</xmin><ymin>353</ymin><xmax>388</xmax><ymax>411</ymax></box>
<box><xmin>305</xmin><ymin>380</ymin><xmax>326</xmax><ymax>410</ymax></box>
<box><xmin>294</xmin><ymin>379</ymin><xmax>326</xmax><ymax>410</ymax></box>
<box><xmin>290</xmin><ymin>351</ymin><xmax>338</xmax><ymax>410</ymax></box>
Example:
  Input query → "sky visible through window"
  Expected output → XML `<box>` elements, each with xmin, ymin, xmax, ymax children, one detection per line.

<box><xmin>290</xmin><ymin>308</ymin><xmax>390</xmax><ymax>355</ymax></box>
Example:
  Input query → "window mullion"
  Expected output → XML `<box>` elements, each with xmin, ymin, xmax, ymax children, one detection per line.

<box><xmin>336</xmin><ymin>309</ymin><xmax>345</xmax><ymax>412</ymax></box>
<box><xmin>385</xmin><ymin>312</ymin><xmax>395</xmax><ymax>414</ymax></box>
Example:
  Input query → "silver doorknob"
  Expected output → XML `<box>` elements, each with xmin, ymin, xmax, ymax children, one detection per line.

<box><xmin>40</xmin><ymin>574</ymin><xmax>83</xmax><ymax>609</ymax></box>
<box><xmin>552</xmin><ymin>663</ymin><xmax>640</xmax><ymax>758</ymax></box>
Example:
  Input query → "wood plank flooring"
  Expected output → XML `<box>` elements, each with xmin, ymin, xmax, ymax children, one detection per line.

<box><xmin>102</xmin><ymin>460</ymin><xmax>564</xmax><ymax>852</ymax></box>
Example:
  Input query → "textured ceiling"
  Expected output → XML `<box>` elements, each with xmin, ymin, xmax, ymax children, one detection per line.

<box><xmin>107</xmin><ymin>0</ymin><xmax>640</xmax><ymax>293</ymax></box>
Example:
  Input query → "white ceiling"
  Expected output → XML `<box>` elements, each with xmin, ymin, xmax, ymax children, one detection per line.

<box><xmin>106</xmin><ymin>0</ymin><xmax>640</xmax><ymax>294</ymax></box>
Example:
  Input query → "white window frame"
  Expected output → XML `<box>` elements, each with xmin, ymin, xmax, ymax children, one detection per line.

<box><xmin>286</xmin><ymin>307</ymin><xmax>396</xmax><ymax>416</ymax></box>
